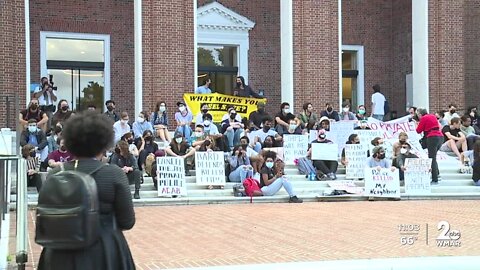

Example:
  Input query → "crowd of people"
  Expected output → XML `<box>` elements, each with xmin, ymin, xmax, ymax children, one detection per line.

<box><xmin>19</xmin><ymin>78</ymin><xmax>480</xmax><ymax>203</ymax></box>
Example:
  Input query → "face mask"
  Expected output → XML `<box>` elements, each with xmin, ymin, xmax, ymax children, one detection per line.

<box><xmin>195</xmin><ymin>132</ymin><xmax>203</xmax><ymax>137</ymax></box>
<box><xmin>121</xmin><ymin>119</ymin><xmax>128</xmax><ymax>125</ymax></box>
<box><xmin>230</xmin><ymin>113</ymin><xmax>236</xmax><ymax>119</ymax></box>
<box><xmin>283</xmin><ymin>108</ymin><xmax>290</xmax><ymax>114</ymax></box>
<box><xmin>175</xmin><ymin>138</ymin><xmax>183</xmax><ymax>144</ymax></box>
<box><xmin>159</xmin><ymin>106</ymin><xmax>166</xmax><ymax>112</ymax></box>
<box><xmin>265</xmin><ymin>162</ymin><xmax>274</xmax><ymax>169</ymax></box>
<box><xmin>342</xmin><ymin>107</ymin><xmax>349</xmax><ymax>113</ymax></box>
<box><xmin>289</xmin><ymin>124</ymin><xmax>297</xmax><ymax>130</ymax></box>
<box><xmin>236</xmin><ymin>82</ymin><xmax>242</xmax><ymax>87</ymax></box>
<box><xmin>179</xmin><ymin>106</ymin><xmax>186</xmax><ymax>112</ymax></box>
<box><xmin>327</xmin><ymin>107</ymin><xmax>333</xmax><ymax>112</ymax></box>
<box><xmin>201</xmin><ymin>109</ymin><xmax>208</xmax><ymax>114</ymax></box>
<box><xmin>263</xmin><ymin>126</ymin><xmax>270</xmax><ymax>132</ymax></box>
<box><xmin>107</xmin><ymin>105</ymin><xmax>114</xmax><ymax>111</ymax></box>
<box><xmin>450</xmin><ymin>109</ymin><xmax>456</xmax><ymax>114</ymax></box>
<box><xmin>319</xmin><ymin>134</ymin><xmax>326</xmax><ymax>140</ymax></box>
<box><xmin>400</xmin><ymin>148</ymin><xmax>408</xmax><ymax>154</ymax></box>
<box><xmin>377</xmin><ymin>153</ymin><xmax>386</xmax><ymax>159</ymax></box>
<box><xmin>61</xmin><ymin>106</ymin><xmax>68</xmax><ymax>111</ymax></box>
<box><xmin>203</xmin><ymin>120</ymin><xmax>211</xmax><ymax>126</ymax></box>
<box><xmin>127</xmin><ymin>139</ymin><xmax>134</xmax><ymax>144</ymax></box>
<box><xmin>60</xmin><ymin>145</ymin><xmax>67</xmax><ymax>152</ymax></box>
<box><xmin>137</xmin><ymin>117</ymin><xmax>145</xmax><ymax>123</ymax></box>
<box><xmin>28</xmin><ymin>126</ymin><xmax>37</xmax><ymax>133</ymax></box>
<box><xmin>358</xmin><ymin>109</ymin><xmax>366</xmax><ymax>115</ymax></box>
<box><xmin>29</xmin><ymin>151</ymin><xmax>36</xmax><ymax>158</ymax></box>
<box><xmin>30</xmin><ymin>104</ymin><xmax>38</xmax><ymax>110</ymax></box>
<box><xmin>144</xmin><ymin>136</ymin><xmax>152</xmax><ymax>142</ymax></box>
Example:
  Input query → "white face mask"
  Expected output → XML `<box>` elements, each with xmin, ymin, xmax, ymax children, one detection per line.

<box><xmin>159</xmin><ymin>106</ymin><xmax>166</xmax><ymax>112</ymax></box>
<box><xmin>289</xmin><ymin>124</ymin><xmax>297</xmax><ymax>130</ymax></box>
<box><xmin>121</xmin><ymin>119</ymin><xmax>128</xmax><ymax>125</ymax></box>
<box><xmin>179</xmin><ymin>106</ymin><xmax>186</xmax><ymax>112</ymax></box>
<box><xmin>342</xmin><ymin>107</ymin><xmax>349</xmax><ymax>113</ymax></box>
<box><xmin>203</xmin><ymin>120</ymin><xmax>211</xmax><ymax>126</ymax></box>
<box><xmin>400</xmin><ymin>148</ymin><xmax>408</xmax><ymax>154</ymax></box>
<box><xmin>195</xmin><ymin>132</ymin><xmax>203</xmax><ymax>137</ymax></box>
<box><xmin>28</xmin><ymin>126</ymin><xmax>37</xmax><ymax>133</ymax></box>
<box><xmin>283</xmin><ymin>108</ymin><xmax>290</xmax><ymax>114</ymax></box>
<box><xmin>137</xmin><ymin>117</ymin><xmax>145</xmax><ymax>123</ymax></box>
<box><xmin>265</xmin><ymin>161</ymin><xmax>274</xmax><ymax>169</ymax></box>
<box><xmin>175</xmin><ymin>138</ymin><xmax>183</xmax><ymax>144</ymax></box>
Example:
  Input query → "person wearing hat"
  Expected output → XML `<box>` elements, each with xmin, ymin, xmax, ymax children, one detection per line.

<box><xmin>165</xmin><ymin>131</ymin><xmax>196</xmax><ymax>176</ymax></box>
<box><xmin>394</xmin><ymin>142</ymin><xmax>418</xmax><ymax>181</ymax></box>
<box><xmin>370</xmin><ymin>84</ymin><xmax>386</xmax><ymax>121</ymax></box>
<box><xmin>307</xmin><ymin>129</ymin><xmax>338</xmax><ymax>180</ymax></box>
<box><xmin>367</xmin><ymin>145</ymin><xmax>396</xmax><ymax>171</ymax></box>
<box><xmin>248</xmin><ymin>101</ymin><xmax>270</xmax><ymax>131</ymax></box>
<box><xmin>317</xmin><ymin>116</ymin><xmax>331</xmax><ymax>131</ymax></box>
<box><xmin>175</xmin><ymin>101</ymin><xmax>193</xmax><ymax>141</ymax></box>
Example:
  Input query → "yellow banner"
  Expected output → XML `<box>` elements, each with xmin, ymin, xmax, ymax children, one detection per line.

<box><xmin>183</xmin><ymin>93</ymin><xmax>267</xmax><ymax>123</ymax></box>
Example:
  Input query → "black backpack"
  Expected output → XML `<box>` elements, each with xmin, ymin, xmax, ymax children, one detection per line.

<box><xmin>35</xmin><ymin>161</ymin><xmax>105</xmax><ymax>250</ymax></box>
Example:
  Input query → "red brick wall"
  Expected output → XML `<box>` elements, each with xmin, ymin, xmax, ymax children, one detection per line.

<box><xmin>142</xmin><ymin>0</ymin><xmax>194</xmax><ymax>120</ymax></box>
<box><xmin>342</xmin><ymin>0</ymin><xmax>412</xmax><ymax>117</ymax></box>
<box><xmin>428</xmin><ymin>0</ymin><xmax>465</xmax><ymax>113</ymax></box>
<box><xmin>293</xmin><ymin>0</ymin><xmax>339</xmax><ymax>114</ymax></box>
<box><xmin>0</xmin><ymin>0</ymin><xmax>26</xmax><ymax>129</ymax></box>
<box><xmin>197</xmin><ymin>0</ymin><xmax>281</xmax><ymax>115</ymax></box>
<box><xmin>464</xmin><ymin>0</ymin><xmax>480</xmax><ymax>110</ymax></box>
<box><xmin>29</xmin><ymin>0</ymin><xmax>134</xmax><ymax>114</ymax></box>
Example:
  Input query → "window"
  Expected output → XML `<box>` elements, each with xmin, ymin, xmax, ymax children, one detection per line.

<box><xmin>197</xmin><ymin>45</ymin><xmax>238</xmax><ymax>95</ymax></box>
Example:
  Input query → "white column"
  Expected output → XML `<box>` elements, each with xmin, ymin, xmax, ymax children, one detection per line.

<box><xmin>412</xmin><ymin>0</ymin><xmax>429</xmax><ymax>109</ymax></box>
<box><xmin>134</xmin><ymin>0</ymin><xmax>143</xmax><ymax>117</ymax></box>
<box><xmin>280</xmin><ymin>0</ymin><xmax>294</xmax><ymax>110</ymax></box>
<box><xmin>338</xmin><ymin>0</ymin><xmax>342</xmax><ymax>108</ymax></box>
<box><xmin>193</xmin><ymin>0</ymin><xmax>198</xmax><ymax>89</ymax></box>
<box><xmin>25</xmin><ymin>0</ymin><xmax>31</xmax><ymax>105</ymax></box>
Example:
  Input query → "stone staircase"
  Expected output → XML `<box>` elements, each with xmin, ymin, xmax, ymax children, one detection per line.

<box><xmin>20</xmin><ymin>156</ymin><xmax>480</xmax><ymax>207</ymax></box>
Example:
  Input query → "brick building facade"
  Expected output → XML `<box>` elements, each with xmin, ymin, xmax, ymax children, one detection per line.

<box><xmin>1</xmin><ymin>0</ymin><xmax>480</xmax><ymax>129</ymax></box>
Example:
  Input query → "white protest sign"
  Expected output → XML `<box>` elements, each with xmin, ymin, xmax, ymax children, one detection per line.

<box><xmin>356</xmin><ymin>129</ymin><xmax>384</xmax><ymax>147</ymax></box>
<box><xmin>309</xmin><ymin>130</ymin><xmax>318</xmax><ymax>143</ymax></box>
<box><xmin>263</xmin><ymin>147</ymin><xmax>284</xmax><ymax>161</ymax></box>
<box><xmin>195</xmin><ymin>151</ymin><xmax>226</xmax><ymax>186</ymax></box>
<box><xmin>364</xmin><ymin>168</ymin><xmax>400</xmax><ymax>198</ymax></box>
<box><xmin>345</xmin><ymin>144</ymin><xmax>367</xmax><ymax>179</ymax></box>
<box><xmin>283</xmin><ymin>135</ymin><xmax>309</xmax><ymax>164</ymax></box>
<box><xmin>156</xmin><ymin>157</ymin><xmax>187</xmax><ymax>197</ymax></box>
<box><xmin>404</xmin><ymin>158</ymin><xmax>432</xmax><ymax>195</ymax></box>
<box><xmin>311</xmin><ymin>143</ymin><xmax>338</xmax><ymax>161</ymax></box>
<box><xmin>367</xmin><ymin>115</ymin><xmax>421</xmax><ymax>141</ymax></box>
<box><xmin>329</xmin><ymin>121</ymin><xmax>355</xmax><ymax>154</ymax></box>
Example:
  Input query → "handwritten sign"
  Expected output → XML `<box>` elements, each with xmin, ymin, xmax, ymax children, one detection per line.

<box><xmin>156</xmin><ymin>157</ymin><xmax>187</xmax><ymax>196</ymax></box>
<box><xmin>367</xmin><ymin>115</ymin><xmax>421</xmax><ymax>140</ymax></box>
<box><xmin>364</xmin><ymin>168</ymin><xmax>400</xmax><ymax>198</ymax></box>
<box><xmin>263</xmin><ymin>147</ymin><xmax>284</xmax><ymax>161</ymax></box>
<box><xmin>283</xmin><ymin>135</ymin><xmax>309</xmax><ymax>165</ymax></box>
<box><xmin>195</xmin><ymin>151</ymin><xmax>226</xmax><ymax>186</ymax></box>
<box><xmin>345</xmin><ymin>144</ymin><xmax>367</xmax><ymax>179</ymax></box>
<box><xmin>356</xmin><ymin>130</ymin><xmax>384</xmax><ymax>147</ymax></box>
<box><xmin>329</xmin><ymin>121</ymin><xmax>355</xmax><ymax>154</ymax></box>
<box><xmin>404</xmin><ymin>158</ymin><xmax>432</xmax><ymax>195</ymax></box>
<box><xmin>311</xmin><ymin>143</ymin><xmax>338</xmax><ymax>161</ymax></box>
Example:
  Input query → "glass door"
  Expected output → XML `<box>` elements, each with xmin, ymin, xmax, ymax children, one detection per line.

<box><xmin>342</xmin><ymin>51</ymin><xmax>359</xmax><ymax>109</ymax></box>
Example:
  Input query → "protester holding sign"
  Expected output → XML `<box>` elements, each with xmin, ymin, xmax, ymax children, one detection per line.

<box><xmin>341</xmin><ymin>134</ymin><xmax>361</xmax><ymax>166</ymax></box>
<box><xmin>259</xmin><ymin>151</ymin><xmax>303</xmax><ymax>203</ymax></box>
<box><xmin>228</xmin><ymin>146</ymin><xmax>253</xmax><ymax>183</ymax></box>
<box><xmin>233</xmin><ymin>75</ymin><xmax>262</xmax><ymax>98</ymax></box>
<box><xmin>366</xmin><ymin>146</ymin><xmax>396</xmax><ymax>172</ymax></box>
<box><xmin>284</xmin><ymin>118</ymin><xmax>303</xmax><ymax>135</ymax></box>
<box><xmin>394</xmin><ymin>142</ymin><xmax>419</xmax><ymax>180</ymax></box>
<box><xmin>354</xmin><ymin>120</ymin><xmax>371</xmax><ymax>130</ymax></box>
<box><xmin>195</xmin><ymin>104</ymin><xmax>210</xmax><ymax>124</ymax></box>
<box><xmin>308</xmin><ymin>129</ymin><xmax>338</xmax><ymax>180</ymax></box>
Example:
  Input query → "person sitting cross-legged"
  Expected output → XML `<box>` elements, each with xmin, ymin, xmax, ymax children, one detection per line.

<box><xmin>394</xmin><ymin>142</ymin><xmax>418</xmax><ymax>181</ymax></box>
<box><xmin>110</xmin><ymin>140</ymin><xmax>142</xmax><ymax>199</ymax></box>
<box><xmin>165</xmin><ymin>132</ymin><xmax>196</xmax><ymax>176</ymax></box>
<box><xmin>221</xmin><ymin>108</ymin><xmax>244</xmax><ymax>150</ymax></box>
<box><xmin>440</xmin><ymin>117</ymin><xmax>467</xmax><ymax>159</ymax></box>
<box><xmin>307</xmin><ymin>129</ymin><xmax>338</xmax><ymax>180</ymax></box>
<box><xmin>228</xmin><ymin>145</ymin><xmax>253</xmax><ymax>183</ymax></box>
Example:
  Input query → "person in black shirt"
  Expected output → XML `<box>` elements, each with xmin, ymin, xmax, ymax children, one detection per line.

<box><xmin>275</xmin><ymin>102</ymin><xmax>298</xmax><ymax>135</ymax></box>
<box><xmin>110</xmin><ymin>140</ymin><xmax>142</xmax><ymax>199</ymax></box>
<box><xmin>394</xmin><ymin>142</ymin><xmax>418</xmax><ymax>181</ymax></box>
<box><xmin>104</xmin><ymin>100</ymin><xmax>120</xmax><ymax>123</ymax></box>
<box><xmin>307</xmin><ymin>129</ymin><xmax>338</xmax><ymax>180</ymax></box>
<box><xmin>233</xmin><ymin>76</ymin><xmax>261</xmax><ymax>98</ymax></box>
<box><xmin>165</xmin><ymin>132</ymin><xmax>196</xmax><ymax>176</ymax></box>
<box><xmin>248</xmin><ymin>101</ymin><xmax>270</xmax><ymax>130</ymax></box>
<box><xmin>440</xmin><ymin>117</ymin><xmax>466</xmax><ymax>159</ymax></box>
<box><xmin>320</xmin><ymin>102</ymin><xmax>340</xmax><ymax>121</ymax></box>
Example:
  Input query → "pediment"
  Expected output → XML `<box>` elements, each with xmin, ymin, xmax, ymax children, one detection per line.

<box><xmin>197</xmin><ymin>1</ymin><xmax>255</xmax><ymax>31</ymax></box>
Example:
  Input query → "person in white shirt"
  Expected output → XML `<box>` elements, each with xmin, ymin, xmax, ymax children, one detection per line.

<box><xmin>195</xmin><ymin>104</ymin><xmax>210</xmax><ymax>124</ymax></box>
<box><xmin>113</xmin><ymin>112</ymin><xmax>131</xmax><ymax>143</ymax></box>
<box><xmin>33</xmin><ymin>77</ymin><xmax>57</xmax><ymax>131</ymax></box>
<box><xmin>248</xmin><ymin>116</ymin><xmax>283</xmax><ymax>152</ymax></box>
<box><xmin>370</xmin><ymin>84</ymin><xmax>386</xmax><ymax>121</ymax></box>
<box><xmin>443</xmin><ymin>103</ymin><xmax>460</xmax><ymax>125</ymax></box>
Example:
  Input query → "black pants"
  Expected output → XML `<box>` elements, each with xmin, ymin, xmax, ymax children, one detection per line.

<box><xmin>313</xmin><ymin>160</ymin><xmax>338</xmax><ymax>175</ymax></box>
<box><xmin>426</xmin><ymin>136</ymin><xmax>443</xmax><ymax>182</ymax></box>
<box><xmin>467</xmin><ymin>135</ymin><xmax>479</xmax><ymax>150</ymax></box>
<box><xmin>27</xmin><ymin>174</ymin><xmax>42</xmax><ymax>192</ymax></box>
<box><xmin>126</xmin><ymin>169</ymin><xmax>142</xmax><ymax>190</ymax></box>
<box><xmin>138</xmin><ymin>149</ymin><xmax>151</xmax><ymax>169</ymax></box>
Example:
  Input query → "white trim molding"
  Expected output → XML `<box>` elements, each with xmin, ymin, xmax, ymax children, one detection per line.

<box><xmin>281</xmin><ymin>0</ymin><xmax>294</xmax><ymax>112</ymax></box>
<box><xmin>25</xmin><ymin>0</ymin><xmax>31</xmax><ymax>105</ymax></box>
<box><xmin>342</xmin><ymin>45</ymin><xmax>365</xmax><ymax>107</ymax></box>
<box><xmin>412</xmin><ymin>0</ymin><xmax>429</xmax><ymax>110</ymax></box>
<box><xmin>134</xmin><ymin>0</ymin><xmax>143</xmax><ymax>117</ymax></box>
<box><xmin>39</xmin><ymin>31</ymin><xmax>111</xmax><ymax>110</ymax></box>
<box><xmin>197</xmin><ymin>1</ymin><xmax>255</xmax><ymax>83</ymax></box>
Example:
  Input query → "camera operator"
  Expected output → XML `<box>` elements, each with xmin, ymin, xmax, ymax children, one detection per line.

<box><xmin>33</xmin><ymin>76</ymin><xmax>57</xmax><ymax>132</ymax></box>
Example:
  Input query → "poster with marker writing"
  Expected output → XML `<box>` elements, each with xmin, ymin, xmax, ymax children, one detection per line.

<box><xmin>345</xmin><ymin>144</ymin><xmax>368</xmax><ymax>179</ymax></box>
<box><xmin>404</xmin><ymin>158</ymin><xmax>432</xmax><ymax>195</ymax></box>
<box><xmin>283</xmin><ymin>134</ymin><xmax>309</xmax><ymax>165</ymax></box>
<box><xmin>195</xmin><ymin>151</ymin><xmax>226</xmax><ymax>186</ymax></box>
<box><xmin>364</xmin><ymin>168</ymin><xmax>400</xmax><ymax>198</ymax></box>
<box><xmin>156</xmin><ymin>157</ymin><xmax>187</xmax><ymax>197</ymax></box>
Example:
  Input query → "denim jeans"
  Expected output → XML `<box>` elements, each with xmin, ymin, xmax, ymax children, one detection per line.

<box><xmin>224</xmin><ymin>128</ymin><xmax>244</xmax><ymax>148</ymax></box>
<box><xmin>228</xmin><ymin>166</ymin><xmax>253</xmax><ymax>183</ymax></box>
<box><xmin>261</xmin><ymin>177</ymin><xmax>295</xmax><ymax>197</ymax></box>
<box><xmin>426</xmin><ymin>136</ymin><xmax>443</xmax><ymax>182</ymax></box>
<box><xmin>372</xmin><ymin>114</ymin><xmax>384</xmax><ymax>121</ymax></box>
<box><xmin>176</xmin><ymin>125</ymin><xmax>192</xmax><ymax>141</ymax></box>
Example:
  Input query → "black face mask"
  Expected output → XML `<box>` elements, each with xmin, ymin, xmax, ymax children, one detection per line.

<box><xmin>450</xmin><ymin>109</ymin><xmax>456</xmax><ymax>114</ymax></box>
<box><xmin>144</xmin><ymin>136</ymin><xmax>152</xmax><ymax>142</ymax></box>
<box><xmin>327</xmin><ymin>107</ymin><xmax>333</xmax><ymax>113</ymax></box>
<box><xmin>61</xmin><ymin>106</ymin><xmax>68</xmax><ymax>111</ymax></box>
<box><xmin>263</xmin><ymin>126</ymin><xmax>270</xmax><ymax>132</ymax></box>
<box><xmin>263</xmin><ymin>142</ymin><xmax>273</xmax><ymax>148</ymax></box>
<box><xmin>127</xmin><ymin>139</ymin><xmax>134</xmax><ymax>144</ymax></box>
<box><xmin>201</xmin><ymin>109</ymin><xmax>208</xmax><ymax>114</ymax></box>
<box><xmin>60</xmin><ymin>146</ymin><xmax>67</xmax><ymax>152</ymax></box>
<box><xmin>30</xmin><ymin>104</ymin><xmax>38</xmax><ymax>110</ymax></box>
<box><xmin>236</xmin><ymin>82</ymin><xmax>242</xmax><ymax>87</ymax></box>
<box><xmin>230</xmin><ymin>113</ymin><xmax>236</xmax><ymax>119</ymax></box>
<box><xmin>29</xmin><ymin>151</ymin><xmax>36</xmax><ymax>158</ymax></box>
<box><xmin>107</xmin><ymin>106</ymin><xmax>114</xmax><ymax>111</ymax></box>
<box><xmin>241</xmin><ymin>143</ymin><xmax>248</xmax><ymax>148</ymax></box>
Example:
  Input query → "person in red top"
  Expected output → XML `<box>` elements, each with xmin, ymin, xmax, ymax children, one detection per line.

<box><xmin>416</xmin><ymin>108</ymin><xmax>444</xmax><ymax>184</ymax></box>
<box><xmin>47</xmin><ymin>138</ymin><xmax>74</xmax><ymax>168</ymax></box>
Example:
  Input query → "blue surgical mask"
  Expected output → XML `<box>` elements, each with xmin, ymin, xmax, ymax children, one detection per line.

<box><xmin>28</xmin><ymin>126</ymin><xmax>37</xmax><ymax>133</ymax></box>
<box><xmin>265</xmin><ymin>162</ymin><xmax>274</xmax><ymax>169</ymax></box>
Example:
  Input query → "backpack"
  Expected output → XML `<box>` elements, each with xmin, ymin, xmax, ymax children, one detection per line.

<box><xmin>384</xmin><ymin>99</ymin><xmax>390</xmax><ymax>115</ymax></box>
<box><xmin>242</xmin><ymin>177</ymin><xmax>263</xmax><ymax>203</ymax></box>
<box><xmin>35</xmin><ymin>161</ymin><xmax>105</xmax><ymax>250</ymax></box>
<box><xmin>297</xmin><ymin>157</ymin><xmax>316</xmax><ymax>177</ymax></box>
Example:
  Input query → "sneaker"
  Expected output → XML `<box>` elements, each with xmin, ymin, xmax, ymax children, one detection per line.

<box><xmin>134</xmin><ymin>189</ymin><xmax>140</xmax><ymax>199</ymax></box>
<box><xmin>328</xmin><ymin>173</ymin><xmax>337</xmax><ymax>180</ymax></box>
<box><xmin>289</xmin><ymin>196</ymin><xmax>303</xmax><ymax>203</ymax></box>
<box><xmin>317</xmin><ymin>174</ymin><xmax>330</xmax><ymax>181</ymax></box>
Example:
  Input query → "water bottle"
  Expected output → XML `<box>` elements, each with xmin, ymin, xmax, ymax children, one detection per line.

<box><xmin>309</xmin><ymin>172</ymin><xmax>316</xmax><ymax>181</ymax></box>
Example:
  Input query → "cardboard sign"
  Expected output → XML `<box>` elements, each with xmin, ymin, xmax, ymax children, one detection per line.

<box><xmin>364</xmin><ymin>168</ymin><xmax>400</xmax><ymax>198</ymax></box>
<box><xmin>283</xmin><ymin>135</ymin><xmax>309</xmax><ymax>165</ymax></box>
<box><xmin>404</xmin><ymin>158</ymin><xmax>432</xmax><ymax>195</ymax></box>
<box><xmin>195</xmin><ymin>151</ymin><xmax>226</xmax><ymax>186</ymax></box>
<box><xmin>156</xmin><ymin>157</ymin><xmax>187</xmax><ymax>197</ymax></box>
<box><xmin>311</xmin><ymin>143</ymin><xmax>338</xmax><ymax>161</ymax></box>
<box><xmin>345</xmin><ymin>144</ymin><xmax>368</xmax><ymax>179</ymax></box>
<box><xmin>263</xmin><ymin>147</ymin><xmax>284</xmax><ymax>161</ymax></box>
<box><xmin>329</xmin><ymin>121</ymin><xmax>355</xmax><ymax>154</ymax></box>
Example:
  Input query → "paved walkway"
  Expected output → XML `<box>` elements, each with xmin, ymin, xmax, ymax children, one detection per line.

<box><xmin>11</xmin><ymin>200</ymin><xmax>480</xmax><ymax>269</ymax></box>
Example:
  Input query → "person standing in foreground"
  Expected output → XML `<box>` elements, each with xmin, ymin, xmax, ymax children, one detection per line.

<box><xmin>370</xmin><ymin>84</ymin><xmax>386</xmax><ymax>121</ymax></box>
<box><xmin>416</xmin><ymin>107</ymin><xmax>444</xmax><ymax>185</ymax></box>
<box><xmin>37</xmin><ymin>111</ymin><xmax>136</xmax><ymax>270</ymax></box>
